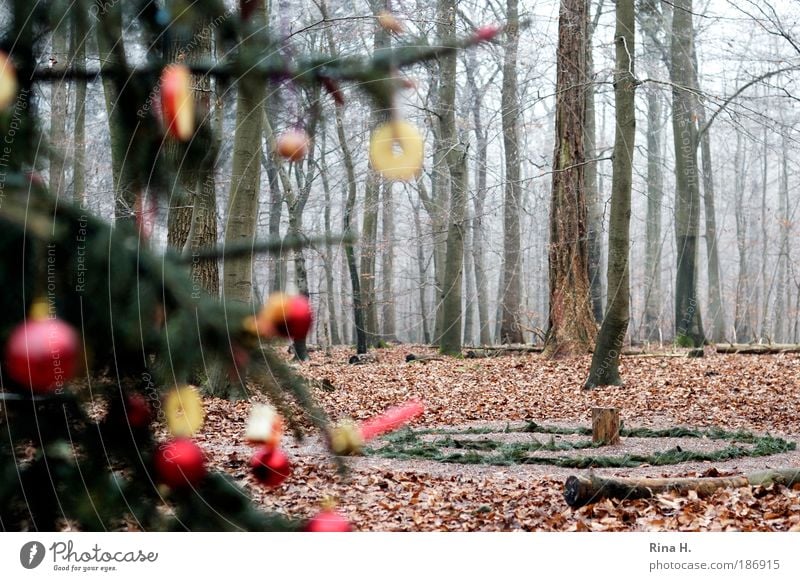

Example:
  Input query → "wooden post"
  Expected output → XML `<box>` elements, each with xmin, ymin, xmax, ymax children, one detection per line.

<box><xmin>592</xmin><ymin>407</ymin><xmax>620</xmax><ymax>445</ymax></box>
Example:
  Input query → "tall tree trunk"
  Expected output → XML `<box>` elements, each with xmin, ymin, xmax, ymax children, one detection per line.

<box><xmin>499</xmin><ymin>0</ymin><xmax>524</xmax><ymax>344</ymax></box>
<box><xmin>639</xmin><ymin>0</ymin><xmax>665</xmax><ymax>343</ymax></box>
<box><xmin>585</xmin><ymin>0</ymin><xmax>635</xmax><ymax>388</ymax></box>
<box><xmin>643</xmin><ymin>89</ymin><xmax>664</xmax><ymax>342</ymax></box>
<box><xmin>437</xmin><ymin>0</ymin><xmax>467</xmax><ymax>356</ymax></box>
<box><xmin>464</xmin><ymin>52</ymin><xmax>491</xmax><ymax>345</ymax></box>
<box><xmin>71</xmin><ymin>8</ymin><xmax>87</xmax><ymax>205</ymax></box>
<box><xmin>361</xmin><ymin>174</ymin><xmax>381</xmax><ymax>346</ymax></box>
<box><xmin>759</xmin><ymin>123</ymin><xmax>770</xmax><ymax>339</ymax></box>
<box><xmin>381</xmin><ymin>182</ymin><xmax>397</xmax><ymax>341</ymax></box>
<box><xmin>166</xmin><ymin>11</ymin><xmax>219</xmax><ymax>300</ymax></box>
<box><xmin>49</xmin><ymin>16</ymin><xmax>68</xmax><ymax>199</ymax></box>
<box><xmin>463</xmin><ymin>206</ymin><xmax>475</xmax><ymax>345</ymax></box>
<box><xmin>585</xmin><ymin>0</ymin><xmax>605</xmax><ymax>323</ymax></box>
<box><xmin>93</xmin><ymin>4</ymin><xmax>134</xmax><ymax>221</ymax></box>
<box><xmin>697</xmin><ymin>109</ymin><xmax>725</xmax><ymax>342</ymax></box>
<box><xmin>410</xmin><ymin>191</ymin><xmax>432</xmax><ymax>344</ymax></box>
<box><xmin>692</xmin><ymin>47</ymin><xmax>725</xmax><ymax>343</ymax></box>
<box><xmin>773</xmin><ymin>138</ymin><xmax>790</xmax><ymax>341</ymax></box>
<box><xmin>222</xmin><ymin>2</ymin><xmax>265</xmax><ymax>304</ymax></box>
<box><xmin>264</xmin><ymin>94</ymin><xmax>285</xmax><ymax>293</ymax></box>
<box><xmin>319</xmin><ymin>130</ymin><xmax>341</xmax><ymax>346</ymax></box>
<box><xmin>360</xmin><ymin>0</ymin><xmax>389</xmax><ymax>347</ymax></box>
<box><xmin>544</xmin><ymin>0</ymin><xmax>597</xmax><ymax>358</ymax></box>
<box><xmin>732</xmin><ymin>133</ymin><xmax>752</xmax><ymax>341</ymax></box>
<box><xmin>670</xmin><ymin>0</ymin><xmax>704</xmax><ymax>346</ymax></box>
<box><xmin>322</xmin><ymin>34</ymin><xmax>367</xmax><ymax>354</ymax></box>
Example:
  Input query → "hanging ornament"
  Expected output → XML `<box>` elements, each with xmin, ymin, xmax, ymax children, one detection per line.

<box><xmin>4</xmin><ymin>301</ymin><xmax>80</xmax><ymax>393</ymax></box>
<box><xmin>124</xmin><ymin>393</ymin><xmax>152</xmax><ymax>429</ymax></box>
<box><xmin>154</xmin><ymin>438</ymin><xmax>206</xmax><ymax>489</ymax></box>
<box><xmin>369</xmin><ymin>120</ymin><xmax>424</xmax><ymax>181</ymax></box>
<box><xmin>330</xmin><ymin>400</ymin><xmax>425</xmax><ymax>456</ymax></box>
<box><xmin>249</xmin><ymin>446</ymin><xmax>292</xmax><ymax>487</ymax></box>
<box><xmin>305</xmin><ymin>501</ymin><xmax>352</xmax><ymax>532</ymax></box>
<box><xmin>244</xmin><ymin>404</ymin><xmax>284</xmax><ymax>448</ymax></box>
<box><xmin>275</xmin><ymin>129</ymin><xmax>310</xmax><ymax>162</ymax></box>
<box><xmin>164</xmin><ymin>385</ymin><xmax>205</xmax><ymax>437</ymax></box>
<box><xmin>377</xmin><ymin>11</ymin><xmax>404</xmax><ymax>34</ymax></box>
<box><xmin>160</xmin><ymin>64</ymin><xmax>194</xmax><ymax>141</ymax></box>
<box><xmin>0</xmin><ymin>50</ymin><xmax>18</xmax><ymax>110</ymax></box>
<box><xmin>258</xmin><ymin>293</ymin><xmax>313</xmax><ymax>340</ymax></box>
<box><xmin>473</xmin><ymin>24</ymin><xmax>502</xmax><ymax>43</ymax></box>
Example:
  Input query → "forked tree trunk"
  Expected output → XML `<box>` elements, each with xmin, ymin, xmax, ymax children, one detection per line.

<box><xmin>585</xmin><ymin>0</ymin><xmax>635</xmax><ymax>388</ymax></box>
<box><xmin>544</xmin><ymin>0</ymin><xmax>597</xmax><ymax>358</ymax></box>
<box><xmin>670</xmin><ymin>0</ymin><xmax>705</xmax><ymax>346</ymax></box>
<box><xmin>464</xmin><ymin>52</ymin><xmax>492</xmax><ymax>345</ymax></box>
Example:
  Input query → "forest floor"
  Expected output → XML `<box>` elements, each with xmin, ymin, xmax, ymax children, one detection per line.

<box><xmin>198</xmin><ymin>345</ymin><xmax>800</xmax><ymax>531</ymax></box>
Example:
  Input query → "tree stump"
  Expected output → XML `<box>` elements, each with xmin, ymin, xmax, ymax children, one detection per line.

<box><xmin>592</xmin><ymin>407</ymin><xmax>620</xmax><ymax>445</ymax></box>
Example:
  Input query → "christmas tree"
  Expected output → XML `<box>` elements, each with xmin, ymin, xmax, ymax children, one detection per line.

<box><xmin>0</xmin><ymin>0</ymin><xmax>494</xmax><ymax>531</ymax></box>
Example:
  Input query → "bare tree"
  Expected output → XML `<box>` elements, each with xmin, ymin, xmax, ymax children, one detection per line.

<box><xmin>585</xmin><ymin>0</ymin><xmax>636</xmax><ymax>388</ymax></box>
<box><xmin>499</xmin><ymin>0</ymin><xmax>524</xmax><ymax>344</ymax></box>
<box><xmin>438</xmin><ymin>0</ymin><xmax>469</xmax><ymax>356</ymax></box>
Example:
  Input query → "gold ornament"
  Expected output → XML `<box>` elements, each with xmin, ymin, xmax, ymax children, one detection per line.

<box><xmin>329</xmin><ymin>420</ymin><xmax>364</xmax><ymax>456</ymax></box>
<box><xmin>164</xmin><ymin>385</ymin><xmax>205</xmax><ymax>437</ymax></box>
<box><xmin>369</xmin><ymin>120</ymin><xmax>424</xmax><ymax>181</ymax></box>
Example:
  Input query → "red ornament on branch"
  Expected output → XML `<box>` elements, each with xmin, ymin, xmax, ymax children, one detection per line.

<box><xmin>4</xmin><ymin>304</ymin><xmax>80</xmax><ymax>394</ymax></box>
<box><xmin>160</xmin><ymin>64</ymin><xmax>194</xmax><ymax>141</ymax></box>
<box><xmin>154</xmin><ymin>438</ymin><xmax>207</xmax><ymax>489</ymax></box>
<box><xmin>256</xmin><ymin>293</ymin><xmax>313</xmax><ymax>340</ymax></box>
<box><xmin>250</xmin><ymin>447</ymin><xmax>292</xmax><ymax>487</ymax></box>
<box><xmin>275</xmin><ymin>130</ymin><xmax>310</xmax><ymax>162</ymax></box>
<box><xmin>473</xmin><ymin>24</ymin><xmax>502</xmax><ymax>43</ymax></box>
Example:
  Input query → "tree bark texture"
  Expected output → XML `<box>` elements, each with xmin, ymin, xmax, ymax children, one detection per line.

<box><xmin>545</xmin><ymin>0</ymin><xmax>597</xmax><ymax>358</ymax></box>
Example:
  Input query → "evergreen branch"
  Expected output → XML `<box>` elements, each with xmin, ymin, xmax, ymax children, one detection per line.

<box><xmin>174</xmin><ymin>233</ymin><xmax>355</xmax><ymax>262</ymax></box>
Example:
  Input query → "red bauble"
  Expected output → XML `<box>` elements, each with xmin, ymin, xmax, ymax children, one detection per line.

<box><xmin>275</xmin><ymin>130</ymin><xmax>310</xmax><ymax>162</ymax></box>
<box><xmin>154</xmin><ymin>438</ymin><xmax>207</xmax><ymax>489</ymax></box>
<box><xmin>474</xmin><ymin>24</ymin><xmax>502</xmax><ymax>43</ymax></box>
<box><xmin>160</xmin><ymin>65</ymin><xmax>194</xmax><ymax>141</ymax></box>
<box><xmin>305</xmin><ymin>509</ymin><xmax>352</xmax><ymax>532</ymax></box>
<box><xmin>249</xmin><ymin>447</ymin><xmax>291</xmax><ymax>487</ymax></box>
<box><xmin>125</xmin><ymin>393</ymin><xmax>152</xmax><ymax>429</ymax></box>
<box><xmin>273</xmin><ymin>295</ymin><xmax>313</xmax><ymax>340</ymax></box>
<box><xmin>4</xmin><ymin>316</ymin><xmax>79</xmax><ymax>393</ymax></box>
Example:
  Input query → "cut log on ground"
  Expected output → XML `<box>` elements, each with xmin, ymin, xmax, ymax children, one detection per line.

<box><xmin>464</xmin><ymin>345</ymin><xmax>545</xmax><ymax>358</ymax></box>
<box><xmin>592</xmin><ymin>408</ymin><xmax>620</xmax><ymax>445</ymax></box>
<box><xmin>405</xmin><ymin>353</ymin><xmax>444</xmax><ymax>363</ymax></box>
<box><xmin>563</xmin><ymin>468</ymin><xmax>800</xmax><ymax>508</ymax></box>
<box><xmin>348</xmin><ymin>353</ymin><xmax>378</xmax><ymax>365</ymax></box>
<box><xmin>715</xmin><ymin>343</ymin><xmax>800</xmax><ymax>355</ymax></box>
